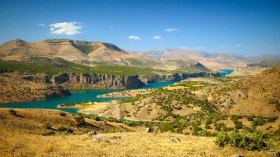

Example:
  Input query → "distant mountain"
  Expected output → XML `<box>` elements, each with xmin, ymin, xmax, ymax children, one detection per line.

<box><xmin>131</xmin><ymin>48</ymin><xmax>280</xmax><ymax>70</ymax></box>
<box><xmin>0</xmin><ymin>39</ymin><xmax>158</xmax><ymax>66</ymax></box>
<box><xmin>0</xmin><ymin>39</ymin><xmax>210</xmax><ymax>74</ymax></box>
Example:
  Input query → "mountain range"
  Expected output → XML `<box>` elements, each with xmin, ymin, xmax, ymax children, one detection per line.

<box><xmin>1</xmin><ymin>39</ymin><xmax>279</xmax><ymax>72</ymax></box>
<box><xmin>131</xmin><ymin>48</ymin><xmax>280</xmax><ymax>70</ymax></box>
<box><xmin>0</xmin><ymin>39</ymin><xmax>203</xmax><ymax>73</ymax></box>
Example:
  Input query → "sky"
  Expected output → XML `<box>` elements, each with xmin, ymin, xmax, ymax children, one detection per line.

<box><xmin>0</xmin><ymin>0</ymin><xmax>280</xmax><ymax>55</ymax></box>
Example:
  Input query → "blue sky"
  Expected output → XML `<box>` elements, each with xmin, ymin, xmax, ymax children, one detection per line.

<box><xmin>0</xmin><ymin>0</ymin><xmax>280</xmax><ymax>55</ymax></box>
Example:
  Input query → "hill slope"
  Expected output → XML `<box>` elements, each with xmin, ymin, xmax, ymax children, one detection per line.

<box><xmin>0</xmin><ymin>108</ymin><xmax>274</xmax><ymax>157</ymax></box>
<box><xmin>0</xmin><ymin>39</ymin><xmax>210</xmax><ymax>73</ymax></box>
<box><xmin>198</xmin><ymin>66</ymin><xmax>280</xmax><ymax>116</ymax></box>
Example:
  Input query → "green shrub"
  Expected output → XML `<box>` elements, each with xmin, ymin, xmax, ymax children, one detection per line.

<box><xmin>267</xmin><ymin>116</ymin><xmax>278</xmax><ymax>123</ymax></box>
<box><xmin>92</xmin><ymin>115</ymin><xmax>101</xmax><ymax>121</ymax></box>
<box><xmin>252</xmin><ymin>116</ymin><xmax>267</xmax><ymax>126</ymax></box>
<box><xmin>107</xmin><ymin>116</ymin><xmax>116</xmax><ymax>122</ymax></box>
<box><xmin>59</xmin><ymin>111</ymin><xmax>66</xmax><ymax>117</ymax></box>
<box><xmin>74</xmin><ymin>115</ymin><xmax>85</xmax><ymax>125</ymax></box>
<box><xmin>43</xmin><ymin>122</ymin><xmax>52</xmax><ymax>129</ymax></box>
<box><xmin>234</xmin><ymin>121</ymin><xmax>243</xmax><ymax>130</ymax></box>
<box><xmin>9</xmin><ymin>109</ymin><xmax>17</xmax><ymax>116</ymax></box>
<box><xmin>215</xmin><ymin>127</ymin><xmax>273</xmax><ymax>150</ymax></box>
<box><xmin>42</xmin><ymin>130</ymin><xmax>55</xmax><ymax>136</ymax></box>
<box><xmin>247</xmin><ymin>115</ymin><xmax>255</xmax><ymax>121</ymax></box>
<box><xmin>57</xmin><ymin>125</ymin><xmax>73</xmax><ymax>134</ymax></box>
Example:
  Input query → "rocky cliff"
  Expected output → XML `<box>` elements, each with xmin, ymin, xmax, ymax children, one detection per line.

<box><xmin>145</xmin><ymin>72</ymin><xmax>220</xmax><ymax>83</ymax></box>
<box><xmin>0</xmin><ymin>72</ymin><xmax>71</xmax><ymax>103</ymax></box>
<box><xmin>22</xmin><ymin>72</ymin><xmax>145</xmax><ymax>89</ymax></box>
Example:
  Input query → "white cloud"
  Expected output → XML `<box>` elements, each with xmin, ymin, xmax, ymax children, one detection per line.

<box><xmin>38</xmin><ymin>24</ymin><xmax>45</xmax><ymax>27</ymax></box>
<box><xmin>49</xmin><ymin>22</ymin><xmax>82</xmax><ymax>35</ymax></box>
<box><xmin>128</xmin><ymin>35</ymin><xmax>141</xmax><ymax>40</ymax></box>
<box><xmin>165</xmin><ymin>28</ymin><xmax>178</xmax><ymax>32</ymax></box>
<box><xmin>153</xmin><ymin>36</ymin><xmax>162</xmax><ymax>39</ymax></box>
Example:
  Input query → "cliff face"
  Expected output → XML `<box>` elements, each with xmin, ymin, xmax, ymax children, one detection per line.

<box><xmin>22</xmin><ymin>73</ymin><xmax>145</xmax><ymax>89</ymax></box>
<box><xmin>0</xmin><ymin>72</ymin><xmax>71</xmax><ymax>103</ymax></box>
<box><xmin>6</xmin><ymin>70</ymin><xmax>219</xmax><ymax>89</ymax></box>
<box><xmin>146</xmin><ymin>72</ymin><xmax>220</xmax><ymax>83</ymax></box>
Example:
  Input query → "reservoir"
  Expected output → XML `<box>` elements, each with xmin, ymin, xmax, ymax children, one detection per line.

<box><xmin>0</xmin><ymin>81</ymin><xmax>176</xmax><ymax>113</ymax></box>
<box><xmin>0</xmin><ymin>70</ymin><xmax>232</xmax><ymax>113</ymax></box>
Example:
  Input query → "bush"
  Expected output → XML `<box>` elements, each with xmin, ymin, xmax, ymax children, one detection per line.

<box><xmin>42</xmin><ymin>130</ymin><xmax>55</xmax><ymax>136</ymax></box>
<box><xmin>234</xmin><ymin>121</ymin><xmax>243</xmax><ymax>130</ymax></box>
<box><xmin>9</xmin><ymin>109</ymin><xmax>17</xmax><ymax>116</ymax></box>
<box><xmin>215</xmin><ymin>127</ymin><xmax>273</xmax><ymax>150</ymax></box>
<box><xmin>43</xmin><ymin>122</ymin><xmax>52</xmax><ymax>129</ymax></box>
<box><xmin>247</xmin><ymin>115</ymin><xmax>255</xmax><ymax>121</ymax></box>
<box><xmin>252</xmin><ymin>116</ymin><xmax>267</xmax><ymax>126</ymax></box>
<box><xmin>57</xmin><ymin>125</ymin><xmax>73</xmax><ymax>134</ymax></box>
<box><xmin>59</xmin><ymin>111</ymin><xmax>66</xmax><ymax>117</ymax></box>
<box><xmin>74</xmin><ymin>115</ymin><xmax>85</xmax><ymax>125</ymax></box>
<box><xmin>267</xmin><ymin>116</ymin><xmax>278</xmax><ymax>123</ymax></box>
<box><xmin>107</xmin><ymin>116</ymin><xmax>116</xmax><ymax>122</ymax></box>
<box><xmin>92</xmin><ymin>115</ymin><xmax>101</xmax><ymax>121</ymax></box>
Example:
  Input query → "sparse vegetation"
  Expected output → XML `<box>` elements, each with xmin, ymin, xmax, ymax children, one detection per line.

<box><xmin>41</xmin><ymin>130</ymin><xmax>55</xmax><ymax>136</ymax></box>
<box><xmin>57</xmin><ymin>125</ymin><xmax>74</xmax><ymax>134</ymax></box>
<box><xmin>215</xmin><ymin>127</ymin><xmax>273</xmax><ymax>150</ymax></box>
<box><xmin>42</xmin><ymin>122</ymin><xmax>52</xmax><ymax>130</ymax></box>
<box><xmin>59</xmin><ymin>111</ymin><xmax>66</xmax><ymax>117</ymax></box>
<box><xmin>74</xmin><ymin>115</ymin><xmax>85</xmax><ymax>125</ymax></box>
<box><xmin>9</xmin><ymin>109</ymin><xmax>17</xmax><ymax>116</ymax></box>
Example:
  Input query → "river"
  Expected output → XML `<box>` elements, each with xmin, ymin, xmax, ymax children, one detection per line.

<box><xmin>0</xmin><ymin>70</ymin><xmax>232</xmax><ymax>113</ymax></box>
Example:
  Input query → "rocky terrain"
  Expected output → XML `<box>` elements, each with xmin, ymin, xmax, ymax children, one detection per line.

<box><xmin>0</xmin><ymin>71</ymin><xmax>70</xmax><ymax>103</ymax></box>
<box><xmin>201</xmin><ymin>66</ymin><xmax>280</xmax><ymax>116</ymax></box>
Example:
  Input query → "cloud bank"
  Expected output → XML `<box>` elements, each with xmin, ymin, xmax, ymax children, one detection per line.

<box><xmin>50</xmin><ymin>22</ymin><xmax>82</xmax><ymax>35</ymax></box>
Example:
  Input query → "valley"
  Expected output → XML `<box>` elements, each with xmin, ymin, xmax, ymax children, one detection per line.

<box><xmin>0</xmin><ymin>39</ymin><xmax>280</xmax><ymax>157</ymax></box>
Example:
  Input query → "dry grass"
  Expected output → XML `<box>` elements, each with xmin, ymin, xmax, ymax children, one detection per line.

<box><xmin>0</xmin><ymin>108</ymin><xmax>278</xmax><ymax>157</ymax></box>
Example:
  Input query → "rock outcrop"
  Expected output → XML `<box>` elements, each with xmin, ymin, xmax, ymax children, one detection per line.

<box><xmin>0</xmin><ymin>72</ymin><xmax>71</xmax><ymax>103</ymax></box>
<box><xmin>22</xmin><ymin>72</ymin><xmax>145</xmax><ymax>89</ymax></box>
<box><xmin>146</xmin><ymin>72</ymin><xmax>220</xmax><ymax>83</ymax></box>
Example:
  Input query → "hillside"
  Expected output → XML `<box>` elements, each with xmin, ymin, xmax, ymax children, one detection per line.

<box><xmin>200</xmin><ymin>66</ymin><xmax>280</xmax><ymax>116</ymax></box>
<box><xmin>0</xmin><ymin>39</ymin><xmax>209</xmax><ymax>73</ymax></box>
<box><xmin>0</xmin><ymin>108</ymin><xmax>276</xmax><ymax>157</ymax></box>
<box><xmin>74</xmin><ymin>67</ymin><xmax>280</xmax><ymax>140</ymax></box>
<box><xmin>78</xmin><ymin>67</ymin><xmax>280</xmax><ymax>120</ymax></box>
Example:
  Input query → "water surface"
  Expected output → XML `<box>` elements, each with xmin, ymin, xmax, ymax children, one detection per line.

<box><xmin>219</xmin><ymin>69</ymin><xmax>234</xmax><ymax>77</ymax></box>
<box><xmin>0</xmin><ymin>81</ymin><xmax>176</xmax><ymax>114</ymax></box>
<box><xmin>0</xmin><ymin>71</ymin><xmax>231</xmax><ymax>114</ymax></box>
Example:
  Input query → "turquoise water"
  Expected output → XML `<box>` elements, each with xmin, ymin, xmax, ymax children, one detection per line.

<box><xmin>0</xmin><ymin>89</ymin><xmax>123</xmax><ymax>113</ymax></box>
<box><xmin>140</xmin><ymin>81</ymin><xmax>176</xmax><ymax>89</ymax></box>
<box><xmin>0</xmin><ymin>70</ymin><xmax>231</xmax><ymax>114</ymax></box>
<box><xmin>0</xmin><ymin>81</ymin><xmax>176</xmax><ymax>114</ymax></box>
<box><xmin>219</xmin><ymin>69</ymin><xmax>234</xmax><ymax>77</ymax></box>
